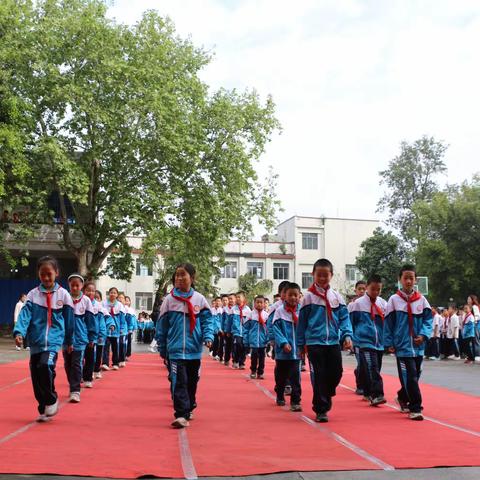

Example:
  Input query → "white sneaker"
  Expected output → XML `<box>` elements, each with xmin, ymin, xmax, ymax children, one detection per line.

<box><xmin>409</xmin><ymin>412</ymin><xmax>424</xmax><ymax>421</ymax></box>
<box><xmin>232</xmin><ymin>362</ymin><xmax>239</xmax><ymax>369</ymax></box>
<box><xmin>171</xmin><ymin>417</ymin><xmax>190</xmax><ymax>428</ymax></box>
<box><xmin>69</xmin><ymin>392</ymin><xmax>81</xmax><ymax>403</ymax></box>
<box><xmin>453</xmin><ymin>356</ymin><xmax>461</xmax><ymax>361</ymax></box>
<box><xmin>36</xmin><ymin>414</ymin><xmax>51</xmax><ymax>423</ymax></box>
<box><xmin>113</xmin><ymin>365</ymin><xmax>119</xmax><ymax>370</ymax></box>
<box><xmin>101</xmin><ymin>364</ymin><xmax>110</xmax><ymax>371</ymax></box>
<box><xmin>25</xmin><ymin>347</ymin><xmax>30</xmax><ymax>351</ymax></box>
<box><xmin>119</xmin><ymin>361</ymin><xmax>126</xmax><ymax>368</ymax></box>
<box><xmin>475</xmin><ymin>356</ymin><xmax>480</xmax><ymax>362</ymax></box>
<box><xmin>428</xmin><ymin>356</ymin><xmax>437</xmax><ymax>360</ymax></box>
<box><xmin>84</xmin><ymin>381</ymin><xmax>93</xmax><ymax>388</ymax></box>
<box><xmin>447</xmin><ymin>355</ymin><xmax>456</xmax><ymax>359</ymax></box>
<box><xmin>45</xmin><ymin>400</ymin><xmax>59</xmax><ymax>417</ymax></box>
<box><xmin>94</xmin><ymin>372</ymin><xmax>103</xmax><ymax>379</ymax></box>
<box><xmin>15</xmin><ymin>346</ymin><xmax>21</xmax><ymax>351</ymax></box>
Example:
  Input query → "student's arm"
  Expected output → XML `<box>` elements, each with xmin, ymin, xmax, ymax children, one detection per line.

<box><xmin>273</xmin><ymin>318</ymin><xmax>289</xmax><ymax>348</ymax></box>
<box><xmin>199</xmin><ymin>300</ymin><xmax>214</xmax><ymax>345</ymax></box>
<box><xmin>85</xmin><ymin>303</ymin><xmax>97</xmax><ymax>344</ymax></box>
<box><xmin>267</xmin><ymin>310</ymin><xmax>275</xmax><ymax>342</ymax></box>
<box><xmin>231</xmin><ymin>313</ymin><xmax>241</xmax><ymax>337</ymax></box>
<box><xmin>104</xmin><ymin>312</ymin><xmax>115</xmax><ymax>332</ymax></box>
<box><xmin>296</xmin><ymin>303</ymin><xmax>311</xmax><ymax>349</ymax></box>
<box><xmin>419</xmin><ymin>300</ymin><xmax>433</xmax><ymax>342</ymax></box>
<box><xmin>155</xmin><ymin>299</ymin><xmax>170</xmax><ymax>358</ymax></box>
<box><xmin>243</xmin><ymin>320</ymin><xmax>250</xmax><ymax>345</ymax></box>
<box><xmin>62</xmin><ymin>294</ymin><xmax>75</xmax><ymax>348</ymax></box>
<box><xmin>13</xmin><ymin>301</ymin><xmax>32</xmax><ymax>340</ymax></box>
<box><xmin>383</xmin><ymin>297</ymin><xmax>396</xmax><ymax>351</ymax></box>
<box><xmin>338</xmin><ymin>299</ymin><xmax>353</xmax><ymax>347</ymax></box>
<box><xmin>221</xmin><ymin>310</ymin><xmax>227</xmax><ymax>333</ymax></box>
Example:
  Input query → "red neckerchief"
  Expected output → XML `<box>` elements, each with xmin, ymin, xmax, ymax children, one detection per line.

<box><xmin>308</xmin><ymin>284</ymin><xmax>333</xmax><ymax>322</ymax></box>
<box><xmin>108</xmin><ymin>302</ymin><xmax>115</xmax><ymax>318</ymax></box>
<box><xmin>45</xmin><ymin>291</ymin><xmax>53</xmax><ymax>327</ymax></box>
<box><xmin>368</xmin><ymin>295</ymin><xmax>384</xmax><ymax>322</ymax></box>
<box><xmin>396</xmin><ymin>290</ymin><xmax>421</xmax><ymax>337</ymax></box>
<box><xmin>464</xmin><ymin>313</ymin><xmax>473</xmax><ymax>325</ymax></box>
<box><xmin>284</xmin><ymin>304</ymin><xmax>299</xmax><ymax>325</ymax></box>
<box><xmin>171</xmin><ymin>289</ymin><xmax>196</xmax><ymax>334</ymax></box>
<box><xmin>239</xmin><ymin>304</ymin><xmax>244</xmax><ymax>322</ymax></box>
<box><xmin>72</xmin><ymin>294</ymin><xmax>82</xmax><ymax>305</ymax></box>
<box><xmin>256</xmin><ymin>308</ymin><xmax>265</xmax><ymax>325</ymax></box>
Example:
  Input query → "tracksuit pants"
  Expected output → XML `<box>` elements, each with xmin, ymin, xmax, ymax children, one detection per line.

<box><xmin>63</xmin><ymin>349</ymin><xmax>84</xmax><ymax>393</ymax></box>
<box><xmin>170</xmin><ymin>359</ymin><xmax>201</xmax><ymax>419</ymax></box>
<box><xmin>94</xmin><ymin>343</ymin><xmax>104</xmax><ymax>373</ymax></box>
<box><xmin>396</xmin><ymin>356</ymin><xmax>423</xmax><ymax>413</ymax></box>
<box><xmin>119</xmin><ymin>335</ymin><xmax>126</xmax><ymax>362</ymax></box>
<box><xmin>427</xmin><ymin>337</ymin><xmax>439</xmax><ymax>358</ymax></box>
<box><xmin>307</xmin><ymin>344</ymin><xmax>343</xmax><ymax>414</ymax></box>
<box><xmin>463</xmin><ymin>337</ymin><xmax>475</xmax><ymax>361</ymax></box>
<box><xmin>250</xmin><ymin>347</ymin><xmax>266</xmax><ymax>375</ymax></box>
<box><xmin>358</xmin><ymin>348</ymin><xmax>384</xmax><ymax>398</ymax></box>
<box><xmin>233</xmin><ymin>336</ymin><xmax>246</xmax><ymax>366</ymax></box>
<box><xmin>126</xmin><ymin>332</ymin><xmax>133</xmax><ymax>358</ymax></box>
<box><xmin>83</xmin><ymin>343</ymin><xmax>95</xmax><ymax>382</ymax></box>
<box><xmin>224</xmin><ymin>334</ymin><xmax>233</xmax><ymax>363</ymax></box>
<box><xmin>353</xmin><ymin>345</ymin><xmax>366</xmax><ymax>392</ymax></box>
<box><xmin>30</xmin><ymin>351</ymin><xmax>58</xmax><ymax>414</ymax></box>
<box><xmin>274</xmin><ymin>359</ymin><xmax>301</xmax><ymax>404</ymax></box>
<box><xmin>103</xmin><ymin>337</ymin><xmax>119</xmax><ymax>367</ymax></box>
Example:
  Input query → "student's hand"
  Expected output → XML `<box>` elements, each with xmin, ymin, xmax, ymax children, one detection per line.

<box><xmin>205</xmin><ymin>341</ymin><xmax>212</xmax><ymax>348</ymax></box>
<box><xmin>342</xmin><ymin>338</ymin><xmax>353</xmax><ymax>351</ymax></box>
<box><xmin>110</xmin><ymin>326</ymin><xmax>115</xmax><ymax>331</ymax></box>
<box><xmin>413</xmin><ymin>335</ymin><xmax>424</xmax><ymax>346</ymax></box>
<box><xmin>226</xmin><ymin>333</ymin><xmax>231</xmax><ymax>337</ymax></box>
<box><xmin>14</xmin><ymin>335</ymin><xmax>23</xmax><ymax>347</ymax></box>
<box><xmin>88</xmin><ymin>342</ymin><xmax>95</xmax><ymax>348</ymax></box>
<box><xmin>388</xmin><ymin>346</ymin><xmax>395</xmax><ymax>353</ymax></box>
<box><xmin>67</xmin><ymin>345</ymin><xmax>74</xmax><ymax>354</ymax></box>
<box><xmin>283</xmin><ymin>344</ymin><xmax>292</xmax><ymax>353</ymax></box>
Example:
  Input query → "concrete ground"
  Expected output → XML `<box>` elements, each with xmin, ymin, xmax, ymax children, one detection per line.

<box><xmin>1</xmin><ymin>336</ymin><xmax>479</xmax><ymax>480</ymax></box>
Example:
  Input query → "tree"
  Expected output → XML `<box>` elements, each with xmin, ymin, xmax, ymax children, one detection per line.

<box><xmin>414</xmin><ymin>178</ymin><xmax>480</xmax><ymax>305</ymax></box>
<box><xmin>355</xmin><ymin>227</ymin><xmax>406</xmax><ymax>298</ymax></box>
<box><xmin>377</xmin><ymin>136</ymin><xmax>447</xmax><ymax>246</ymax></box>
<box><xmin>1</xmin><ymin>0</ymin><xmax>280</xmax><ymax>279</ymax></box>
<box><xmin>238</xmin><ymin>273</ymin><xmax>273</xmax><ymax>303</ymax></box>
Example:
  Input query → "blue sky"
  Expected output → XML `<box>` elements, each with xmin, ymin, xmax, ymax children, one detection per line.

<box><xmin>108</xmin><ymin>0</ymin><xmax>480</xmax><ymax>232</ymax></box>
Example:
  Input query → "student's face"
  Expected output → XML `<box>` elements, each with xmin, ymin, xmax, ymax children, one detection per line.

<box><xmin>313</xmin><ymin>266</ymin><xmax>333</xmax><ymax>289</ymax></box>
<box><xmin>38</xmin><ymin>264</ymin><xmax>57</xmax><ymax>289</ymax></box>
<box><xmin>467</xmin><ymin>296</ymin><xmax>473</xmax><ymax>306</ymax></box>
<box><xmin>215</xmin><ymin>299</ymin><xmax>222</xmax><ymax>308</ymax></box>
<box><xmin>366</xmin><ymin>282</ymin><xmax>382</xmax><ymax>299</ymax></box>
<box><xmin>84</xmin><ymin>284</ymin><xmax>96</xmax><ymax>300</ymax></box>
<box><xmin>228</xmin><ymin>295</ymin><xmax>236</xmax><ymax>307</ymax></box>
<box><xmin>118</xmin><ymin>294</ymin><xmax>125</xmax><ymax>305</ymax></box>
<box><xmin>285</xmin><ymin>288</ymin><xmax>300</xmax><ymax>307</ymax></box>
<box><xmin>400</xmin><ymin>271</ymin><xmax>416</xmax><ymax>292</ymax></box>
<box><xmin>69</xmin><ymin>278</ymin><xmax>83</xmax><ymax>297</ymax></box>
<box><xmin>174</xmin><ymin>267</ymin><xmax>193</xmax><ymax>292</ymax></box>
<box><xmin>236</xmin><ymin>294</ymin><xmax>245</xmax><ymax>306</ymax></box>
<box><xmin>222</xmin><ymin>297</ymin><xmax>228</xmax><ymax>307</ymax></box>
<box><xmin>355</xmin><ymin>284</ymin><xmax>366</xmax><ymax>296</ymax></box>
<box><xmin>109</xmin><ymin>289</ymin><xmax>118</xmax><ymax>302</ymax></box>
<box><xmin>464</xmin><ymin>306</ymin><xmax>471</xmax><ymax>315</ymax></box>
<box><xmin>265</xmin><ymin>300</ymin><xmax>269</xmax><ymax>307</ymax></box>
<box><xmin>125</xmin><ymin>297</ymin><xmax>131</xmax><ymax>307</ymax></box>
<box><xmin>254</xmin><ymin>298</ymin><xmax>265</xmax><ymax>310</ymax></box>
<box><xmin>94</xmin><ymin>292</ymin><xmax>102</xmax><ymax>302</ymax></box>
<box><xmin>21</xmin><ymin>294</ymin><xmax>27</xmax><ymax>302</ymax></box>
<box><xmin>274</xmin><ymin>296</ymin><xmax>280</xmax><ymax>303</ymax></box>
<box><xmin>448</xmin><ymin>307</ymin><xmax>454</xmax><ymax>315</ymax></box>
<box><xmin>280</xmin><ymin>289</ymin><xmax>288</xmax><ymax>301</ymax></box>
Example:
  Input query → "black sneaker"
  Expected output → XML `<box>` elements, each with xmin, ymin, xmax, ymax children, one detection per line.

<box><xmin>370</xmin><ymin>396</ymin><xmax>387</xmax><ymax>406</ymax></box>
<box><xmin>355</xmin><ymin>388</ymin><xmax>364</xmax><ymax>396</ymax></box>
<box><xmin>290</xmin><ymin>404</ymin><xmax>302</xmax><ymax>412</ymax></box>
<box><xmin>285</xmin><ymin>385</ymin><xmax>292</xmax><ymax>396</ymax></box>
<box><xmin>315</xmin><ymin>413</ymin><xmax>328</xmax><ymax>423</ymax></box>
<box><xmin>276</xmin><ymin>399</ymin><xmax>286</xmax><ymax>406</ymax></box>
<box><xmin>250</xmin><ymin>373</ymin><xmax>256</xmax><ymax>379</ymax></box>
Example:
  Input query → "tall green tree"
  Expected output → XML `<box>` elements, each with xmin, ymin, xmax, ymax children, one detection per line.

<box><xmin>377</xmin><ymin>135</ymin><xmax>447</xmax><ymax>247</ymax></box>
<box><xmin>355</xmin><ymin>227</ymin><xmax>406</xmax><ymax>298</ymax></box>
<box><xmin>414</xmin><ymin>178</ymin><xmax>480</xmax><ymax>305</ymax></box>
<box><xmin>1</xmin><ymin>0</ymin><xmax>280</xmax><ymax>279</ymax></box>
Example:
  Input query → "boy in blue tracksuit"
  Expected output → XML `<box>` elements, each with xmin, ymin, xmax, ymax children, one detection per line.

<box><xmin>272</xmin><ymin>282</ymin><xmax>302</xmax><ymax>411</ymax></box>
<box><xmin>221</xmin><ymin>294</ymin><xmax>237</xmax><ymax>366</ymax></box>
<box><xmin>156</xmin><ymin>263</ymin><xmax>214</xmax><ymax>428</ymax></box>
<box><xmin>462</xmin><ymin>304</ymin><xmax>476</xmax><ymax>363</ymax></box>
<box><xmin>64</xmin><ymin>274</ymin><xmax>96</xmax><ymax>403</ymax></box>
<box><xmin>232</xmin><ymin>291</ymin><xmax>251</xmax><ymax>369</ymax></box>
<box><xmin>244</xmin><ymin>295</ymin><xmax>268</xmax><ymax>379</ymax></box>
<box><xmin>297</xmin><ymin>259</ymin><xmax>353</xmax><ymax>423</ymax></box>
<box><xmin>102</xmin><ymin>287</ymin><xmax>125</xmax><ymax>370</ymax></box>
<box><xmin>349</xmin><ymin>275</ymin><xmax>387</xmax><ymax>406</ymax></box>
<box><xmin>14</xmin><ymin>256</ymin><xmax>74</xmax><ymax>422</ymax></box>
<box><xmin>210</xmin><ymin>297</ymin><xmax>223</xmax><ymax>360</ymax></box>
<box><xmin>267</xmin><ymin>281</ymin><xmax>290</xmax><ymax>359</ymax></box>
<box><xmin>384</xmin><ymin>264</ymin><xmax>432</xmax><ymax>421</ymax></box>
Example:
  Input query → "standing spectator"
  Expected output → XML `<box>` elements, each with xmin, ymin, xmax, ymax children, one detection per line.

<box><xmin>14</xmin><ymin>293</ymin><xmax>28</xmax><ymax>351</ymax></box>
<box><xmin>467</xmin><ymin>295</ymin><xmax>480</xmax><ymax>360</ymax></box>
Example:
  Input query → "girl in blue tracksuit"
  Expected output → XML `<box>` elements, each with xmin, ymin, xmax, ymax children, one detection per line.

<box><xmin>125</xmin><ymin>296</ymin><xmax>137</xmax><ymax>360</ymax></box>
<box><xmin>14</xmin><ymin>256</ymin><xmax>74</xmax><ymax>422</ymax></box>
<box><xmin>462</xmin><ymin>304</ymin><xmax>476</xmax><ymax>363</ymax></box>
<box><xmin>243</xmin><ymin>295</ymin><xmax>268</xmax><ymax>379</ymax></box>
<box><xmin>63</xmin><ymin>274</ymin><xmax>96</xmax><ymax>403</ymax></box>
<box><xmin>272</xmin><ymin>283</ymin><xmax>303</xmax><ymax>411</ymax></box>
<box><xmin>102</xmin><ymin>287</ymin><xmax>125</xmax><ymax>370</ymax></box>
<box><xmin>221</xmin><ymin>294</ymin><xmax>238</xmax><ymax>366</ymax></box>
<box><xmin>155</xmin><ymin>263</ymin><xmax>214</xmax><ymax>429</ymax></box>
<box><xmin>117</xmin><ymin>293</ymin><xmax>129</xmax><ymax>367</ymax></box>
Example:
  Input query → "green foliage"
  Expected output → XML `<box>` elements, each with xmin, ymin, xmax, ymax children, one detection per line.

<box><xmin>238</xmin><ymin>273</ymin><xmax>273</xmax><ymax>303</ymax></box>
<box><xmin>377</xmin><ymin>135</ymin><xmax>447</xmax><ymax>246</ymax></box>
<box><xmin>355</xmin><ymin>227</ymin><xmax>407</xmax><ymax>298</ymax></box>
<box><xmin>0</xmin><ymin>0</ymin><xmax>280</xmax><ymax>281</ymax></box>
<box><xmin>414</xmin><ymin>178</ymin><xmax>480</xmax><ymax>305</ymax></box>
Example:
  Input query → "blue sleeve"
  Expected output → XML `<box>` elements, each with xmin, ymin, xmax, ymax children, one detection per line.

<box><xmin>338</xmin><ymin>305</ymin><xmax>353</xmax><ymax>342</ymax></box>
<box><xmin>420</xmin><ymin>307</ymin><xmax>433</xmax><ymax>340</ymax></box>
<box><xmin>104</xmin><ymin>314</ymin><xmax>114</xmax><ymax>332</ymax></box>
<box><xmin>232</xmin><ymin>314</ymin><xmax>241</xmax><ymax>337</ymax></box>
<box><xmin>86</xmin><ymin>310</ymin><xmax>97</xmax><ymax>343</ymax></box>
<box><xmin>200</xmin><ymin>308</ymin><xmax>214</xmax><ymax>343</ymax></box>
<box><xmin>273</xmin><ymin>320</ymin><xmax>289</xmax><ymax>347</ymax></box>
<box><xmin>155</xmin><ymin>313</ymin><xmax>169</xmax><ymax>357</ymax></box>
<box><xmin>297</xmin><ymin>304</ymin><xmax>310</xmax><ymax>347</ymax></box>
<box><xmin>384</xmin><ymin>311</ymin><xmax>396</xmax><ymax>348</ymax></box>
<box><xmin>13</xmin><ymin>302</ymin><xmax>32</xmax><ymax>338</ymax></box>
<box><xmin>243</xmin><ymin>320</ymin><xmax>251</xmax><ymax>345</ymax></box>
<box><xmin>267</xmin><ymin>311</ymin><xmax>275</xmax><ymax>342</ymax></box>
<box><xmin>63</xmin><ymin>304</ymin><xmax>74</xmax><ymax>346</ymax></box>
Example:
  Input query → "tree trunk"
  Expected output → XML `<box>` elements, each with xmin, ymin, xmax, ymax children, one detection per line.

<box><xmin>76</xmin><ymin>249</ymin><xmax>89</xmax><ymax>278</ymax></box>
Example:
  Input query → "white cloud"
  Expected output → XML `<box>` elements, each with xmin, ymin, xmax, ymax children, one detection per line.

<box><xmin>108</xmin><ymin>0</ymin><xmax>480</xmax><ymax>231</ymax></box>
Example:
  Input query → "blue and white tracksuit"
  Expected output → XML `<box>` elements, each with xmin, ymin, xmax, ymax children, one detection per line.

<box><xmin>232</xmin><ymin>305</ymin><xmax>251</xmax><ymax>366</ymax></box>
<box><xmin>102</xmin><ymin>300</ymin><xmax>126</xmax><ymax>366</ymax></box>
<box><xmin>244</xmin><ymin>309</ymin><xmax>268</xmax><ymax>375</ymax></box>
<box><xmin>221</xmin><ymin>305</ymin><xmax>238</xmax><ymax>363</ymax></box>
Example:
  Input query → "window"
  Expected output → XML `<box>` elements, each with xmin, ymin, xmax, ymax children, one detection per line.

<box><xmin>220</xmin><ymin>261</ymin><xmax>237</xmax><ymax>279</ymax></box>
<box><xmin>302</xmin><ymin>272</ymin><xmax>313</xmax><ymax>289</ymax></box>
<box><xmin>302</xmin><ymin>232</ymin><xmax>318</xmax><ymax>250</ymax></box>
<box><xmin>136</xmin><ymin>292</ymin><xmax>153</xmax><ymax>311</ymax></box>
<box><xmin>273</xmin><ymin>263</ymin><xmax>289</xmax><ymax>280</ymax></box>
<box><xmin>345</xmin><ymin>264</ymin><xmax>362</xmax><ymax>283</ymax></box>
<box><xmin>136</xmin><ymin>258</ymin><xmax>152</xmax><ymax>277</ymax></box>
<box><xmin>247</xmin><ymin>261</ymin><xmax>264</xmax><ymax>279</ymax></box>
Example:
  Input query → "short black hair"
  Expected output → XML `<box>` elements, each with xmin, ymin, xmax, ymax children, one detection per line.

<box><xmin>355</xmin><ymin>280</ymin><xmax>367</xmax><ymax>288</ymax></box>
<box><xmin>399</xmin><ymin>264</ymin><xmax>416</xmax><ymax>278</ymax></box>
<box><xmin>221</xmin><ymin>294</ymin><xmax>228</xmax><ymax>299</ymax></box>
<box><xmin>214</xmin><ymin>296</ymin><xmax>221</xmax><ymax>301</ymax></box>
<box><xmin>236</xmin><ymin>291</ymin><xmax>246</xmax><ymax>296</ymax></box>
<box><xmin>273</xmin><ymin>294</ymin><xmax>281</xmax><ymax>300</ymax></box>
<box><xmin>254</xmin><ymin>295</ymin><xmax>265</xmax><ymax>301</ymax></box>
<box><xmin>312</xmin><ymin>258</ymin><xmax>333</xmax><ymax>274</ymax></box>
<box><xmin>366</xmin><ymin>275</ymin><xmax>382</xmax><ymax>285</ymax></box>
<box><xmin>37</xmin><ymin>255</ymin><xmax>59</xmax><ymax>272</ymax></box>
<box><xmin>285</xmin><ymin>282</ymin><xmax>301</xmax><ymax>292</ymax></box>
<box><xmin>278</xmin><ymin>281</ymin><xmax>290</xmax><ymax>294</ymax></box>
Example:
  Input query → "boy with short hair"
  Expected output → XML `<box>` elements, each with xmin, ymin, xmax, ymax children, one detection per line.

<box><xmin>232</xmin><ymin>291</ymin><xmax>251</xmax><ymax>369</ymax></box>
<box><xmin>221</xmin><ymin>294</ymin><xmax>237</xmax><ymax>366</ymax></box>
<box><xmin>384</xmin><ymin>264</ymin><xmax>432</xmax><ymax>421</ymax></box>
<box><xmin>445</xmin><ymin>304</ymin><xmax>460</xmax><ymax>360</ymax></box>
<box><xmin>297</xmin><ymin>259</ymin><xmax>353</xmax><ymax>423</ymax></box>
<box><xmin>349</xmin><ymin>274</ymin><xmax>387</xmax><ymax>406</ymax></box>
<box><xmin>210</xmin><ymin>297</ymin><xmax>223</xmax><ymax>360</ymax></box>
<box><xmin>244</xmin><ymin>295</ymin><xmax>268</xmax><ymax>379</ymax></box>
<box><xmin>272</xmin><ymin>283</ymin><xmax>302</xmax><ymax>411</ymax></box>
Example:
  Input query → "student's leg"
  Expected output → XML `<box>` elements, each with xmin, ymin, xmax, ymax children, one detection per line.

<box><xmin>397</xmin><ymin>357</ymin><xmax>423</xmax><ymax>413</ymax></box>
<box><xmin>257</xmin><ymin>348</ymin><xmax>266</xmax><ymax>376</ymax></box>
<box><xmin>218</xmin><ymin>334</ymin><xmax>224</xmax><ymax>361</ymax></box>
<box><xmin>126</xmin><ymin>332</ymin><xmax>133</xmax><ymax>358</ymax></box>
<box><xmin>212</xmin><ymin>334</ymin><xmax>219</xmax><ymax>357</ymax></box>
<box><xmin>308</xmin><ymin>345</ymin><xmax>335</xmax><ymax>414</ymax></box>
<box><xmin>30</xmin><ymin>352</ymin><xmax>57</xmax><ymax>414</ymax></box>
<box><xmin>170</xmin><ymin>360</ymin><xmax>190</xmax><ymax>419</ymax></box>
<box><xmin>395</xmin><ymin>357</ymin><xmax>409</xmax><ymax>405</ymax></box>
<box><xmin>358</xmin><ymin>349</ymin><xmax>371</xmax><ymax>397</ymax></box>
<box><xmin>118</xmin><ymin>335</ymin><xmax>125</xmax><ymax>362</ymax></box>
<box><xmin>224</xmin><ymin>335</ymin><xmax>232</xmax><ymax>363</ymax></box>
<box><xmin>70</xmin><ymin>350</ymin><xmax>83</xmax><ymax>393</ymax></box>
<box><xmin>274</xmin><ymin>360</ymin><xmax>288</xmax><ymax>401</ymax></box>
<box><xmin>111</xmin><ymin>337</ymin><xmax>119</xmax><ymax>366</ymax></box>
<box><xmin>325</xmin><ymin>345</ymin><xmax>343</xmax><ymax>399</ymax></box>
<box><xmin>453</xmin><ymin>338</ymin><xmax>460</xmax><ymax>357</ymax></box>
<box><xmin>94</xmin><ymin>344</ymin><xmax>104</xmax><ymax>373</ymax></box>
<box><xmin>186</xmin><ymin>360</ymin><xmax>201</xmax><ymax>417</ymax></box>
<box><xmin>250</xmin><ymin>348</ymin><xmax>259</xmax><ymax>374</ymax></box>
<box><xmin>83</xmin><ymin>344</ymin><xmax>95</xmax><ymax>382</ymax></box>
<box><xmin>353</xmin><ymin>345</ymin><xmax>365</xmax><ymax>393</ymax></box>
<box><xmin>239</xmin><ymin>338</ymin><xmax>246</xmax><ymax>367</ymax></box>
<box><xmin>102</xmin><ymin>337</ymin><xmax>111</xmax><ymax>366</ymax></box>
<box><xmin>370</xmin><ymin>350</ymin><xmax>384</xmax><ymax>398</ymax></box>
<box><xmin>467</xmin><ymin>337</ymin><xmax>475</xmax><ymax>361</ymax></box>
<box><xmin>288</xmin><ymin>360</ymin><xmax>302</xmax><ymax>405</ymax></box>
<box><xmin>63</xmin><ymin>348</ymin><xmax>73</xmax><ymax>388</ymax></box>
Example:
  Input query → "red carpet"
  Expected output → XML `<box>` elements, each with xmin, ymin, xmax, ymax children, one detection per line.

<box><xmin>0</xmin><ymin>353</ymin><xmax>479</xmax><ymax>478</ymax></box>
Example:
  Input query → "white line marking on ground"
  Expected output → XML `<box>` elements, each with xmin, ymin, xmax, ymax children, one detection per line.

<box><xmin>0</xmin><ymin>377</ymin><xmax>29</xmax><ymax>393</ymax></box>
<box><xmin>178</xmin><ymin>429</ymin><xmax>198</xmax><ymax>480</ymax></box>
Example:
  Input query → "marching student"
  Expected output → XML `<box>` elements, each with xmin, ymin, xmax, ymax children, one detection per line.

<box><xmin>440</xmin><ymin>309</ymin><xmax>450</xmax><ymax>358</ymax></box>
<box><xmin>210</xmin><ymin>297</ymin><xmax>223</xmax><ymax>360</ymax></box>
<box><xmin>232</xmin><ymin>291</ymin><xmax>251</xmax><ymax>369</ymax></box>
<box><xmin>445</xmin><ymin>304</ymin><xmax>460</xmax><ymax>360</ymax></box>
<box><xmin>267</xmin><ymin>281</ymin><xmax>290</xmax><ymax>360</ymax></box>
<box><xmin>384</xmin><ymin>264</ymin><xmax>432</xmax><ymax>421</ymax></box>
<box><xmin>92</xmin><ymin>290</ymin><xmax>114</xmax><ymax>379</ymax></box>
<box><xmin>221</xmin><ymin>293</ymin><xmax>237</xmax><ymax>366</ymax></box>
<box><xmin>462</xmin><ymin>304</ymin><xmax>476</xmax><ymax>364</ymax></box>
<box><xmin>155</xmin><ymin>263</ymin><xmax>214</xmax><ymax>428</ymax></box>
<box><xmin>117</xmin><ymin>293</ymin><xmax>129</xmax><ymax>367</ymax></box>
<box><xmin>427</xmin><ymin>307</ymin><xmax>442</xmax><ymax>360</ymax></box>
<box><xmin>272</xmin><ymin>283</ymin><xmax>303</xmax><ymax>411</ymax></box>
<box><xmin>13</xmin><ymin>256</ymin><xmax>74</xmax><ymax>422</ymax></box>
<box><xmin>297</xmin><ymin>259</ymin><xmax>353</xmax><ymax>423</ymax></box>
<box><xmin>243</xmin><ymin>295</ymin><xmax>268</xmax><ymax>379</ymax></box>
<box><xmin>467</xmin><ymin>295</ymin><xmax>480</xmax><ymax>360</ymax></box>
<box><xmin>13</xmin><ymin>293</ymin><xmax>28</xmax><ymax>351</ymax></box>
<box><xmin>102</xmin><ymin>287</ymin><xmax>125</xmax><ymax>371</ymax></box>
<box><xmin>64</xmin><ymin>274</ymin><xmax>96</xmax><ymax>403</ymax></box>
<box><xmin>124</xmin><ymin>296</ymin><xmax>137</xmax><ymax>361</ymax></box>
<box><xmin>349</xmin><ymin>275</ymin><xmax>387</xmax><ymax>406</ymax></box>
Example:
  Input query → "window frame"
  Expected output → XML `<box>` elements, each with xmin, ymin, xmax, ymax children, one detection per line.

<box><xmin>302</xmin><ymin>232</ymin><xmax>318</xmax><ymax>250</ymax></box>
<box><xmin>273</xmin><ymin>262</ymin><xmax>289</xmax><ymax>280</ymax></box>
<box><xmin>247</xmin><ymin>261</ymin><xmax>264</xmax><ymax>280</ymax></box>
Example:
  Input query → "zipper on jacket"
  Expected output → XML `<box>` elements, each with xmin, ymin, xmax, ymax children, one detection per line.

<box><xmin>292</xmin><ymin>320</ymin><xmax>297</xmax><ymax>360</ymax></box>
<box><xmin>183</xmin><ymin>311</ymin><xmax>186</xmax><ymax>359</ymax></box>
